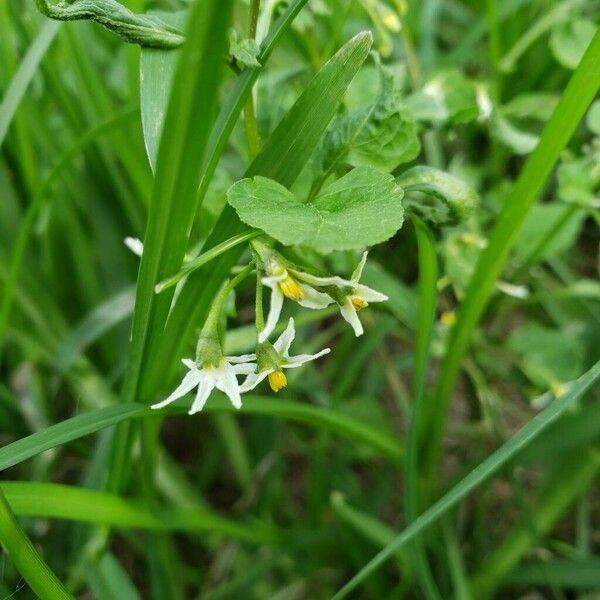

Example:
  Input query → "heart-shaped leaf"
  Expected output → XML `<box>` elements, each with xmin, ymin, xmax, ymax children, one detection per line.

<box><xmin>227</xmin><ymin>166</ymin><xmax>405</xmax><ymax>252</ymax></box>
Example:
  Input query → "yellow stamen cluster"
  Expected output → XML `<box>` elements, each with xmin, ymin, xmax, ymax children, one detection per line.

<box><xmin>279</xmin><ymin>275</ymin><xmax>305</xmax><ymax>301</ymax></box>
<box><xmin>268</xmin><ymin>370</ymin><xmax>287</xmax><ymax>392</ymax></box>
<box><xmin>440</xmin><ymin>311</ymin><xmax>456</xmax><ymax>327</ymax></box>
<box><xmin>351</xmin><ymin>297</ymin><xmax>368</xmax><ymax>311</ymax></box>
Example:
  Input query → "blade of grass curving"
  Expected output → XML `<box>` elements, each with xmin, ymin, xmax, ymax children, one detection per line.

<box><xmin>0</xmin><ymin>110</ymin><xmax>138</xmax><ymax>359</ymax></box>
<box><xmin>469</xmin><ymin>446</ymin><xmax>600</xmax><ymax>598</ymax></box>
<box><xmin>0</xmin><ymin>488</ymin><xmax>73</xmax><ymax>600</ymax></box>
<box><xmin>0</xmin><ymin>482</ymin><xmax>276</xmax><ymax>545</ymax></box>
<box><xmin>123</xmin><ymin>0</ymin><xmax>234</xmax><ymax>405</ymax></box>
<box><xmin>405</xmin><ymin>216</ymin><xmax>441</xmax><ymax>599</ymax></box>
<box><xmin>0</xmin><ymin>394</ymin><xmax>401</xmax><ymax>473</ymax></box>
<box><xmin>143</xmin><ymin>32</ymin><xmax>373</xmax><ymax>399</ymax></box>
<box><xmin>332</xmin><ymin>359</ymin><xmax>600</xmax><ymax>599</ymax></box>
<box><xmin>422</xmin><ymin>28</ymin><xmax>600</xmax><ymax>482</ymax></box>
<box><xmin>0</xmin><ymin>21</ymin><xmax>61</xmax><ymax>148</ymax></box>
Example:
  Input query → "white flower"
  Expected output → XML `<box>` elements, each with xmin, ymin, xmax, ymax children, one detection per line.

<box><xmin>240</xmin><ymin>318</ymin><xmax>330</xmax><ymax>392</ymax></box>
<box><xmin>260</xmin><ymin>255</ymin><xmax>332</xmax><ymax>342</ymax></box>
<box><xmin>152</xmin><ymin>354</ymin><xmax>256</xmax><ymax>414</ymax></box>
<box><xmin>293</xmin><ymin>252</ymin><xmax>388</xmax><ymax>337</ymax></box>
<box><xmin>124</xmin><ymin>237</ymin><xmax>144</xmax><ymax>257</ymax></box>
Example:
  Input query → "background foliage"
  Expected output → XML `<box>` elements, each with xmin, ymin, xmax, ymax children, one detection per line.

<box><xmin>0</xmin><ymin>0</ymin><xmax>599</xmax><ymax>598</ymax></box>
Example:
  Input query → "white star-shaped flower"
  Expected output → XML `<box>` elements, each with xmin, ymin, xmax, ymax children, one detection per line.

<box><xmin>293</xmin><ymin>252</ymin><xmax>388</xmax><ymax>336</ymax></box>
<box><xmin>260</xmin><ymin>255</ymin><xmax>332</xmax><ymax>342</ymax></box>
<box><xmin>240</xmin><ymin>318</ymin><xmax>330</xmax><ymax>392</ymax></box>
<box><xmin>152</xmin><ymin>354</ymin><xmax>257</xmax><ymax>414</ymax></box>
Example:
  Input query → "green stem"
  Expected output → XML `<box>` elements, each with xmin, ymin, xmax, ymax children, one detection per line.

<box><xmin>155</xmin><ymin>230</ymin><xmax>261</xmax><ymax>293</ymax></box>
<box><xmin>0</xmin><ymin>488</ymin><xmax>74</xmax><ymax>600</ymax></box>
<box><xmin>200</xmin><ymin>263</ymin><xmax>255</xmax><ymax>340</ymax></box>
<box><xmin>423</xmin><ymin>27</ymin><xmax>600</xmax><ymax>490</ymax></box>
<box><xmin>405</xmin><ymin>216</ymin><xmax>442</xmax><ymax>600</ymax></box>
<box><xmin>255</xmin><ymin>274</ymin><xmax>265</xmax><ymax>332</ymax></box>
<box><xmin>244</xmin><ymin>0</ymin><xmax>261</xmax><ymax>157</ymax></box>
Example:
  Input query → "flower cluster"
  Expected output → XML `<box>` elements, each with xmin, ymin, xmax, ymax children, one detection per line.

<box><xmin>151</xmin><ymin>238</ymin><xmax>388</xmax><ymax>414</ymax></box>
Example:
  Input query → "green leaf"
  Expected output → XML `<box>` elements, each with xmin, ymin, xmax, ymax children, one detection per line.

<box><xmin>229</xmin><ymin>29</ymin><xmax>261</xmax><ymax>68</ymax></box>
<box><xmin>557</xmin><ymin>142</ymin><xmax>600</xmax><ymax>207</ymax></box>
<box><xmin>0</xmin><ymin>396</ymin><xmax>402</xmax><ymax>473</ymax></box>
<box><xmin>397</xmin><ymin>166</ymin><xmax>479</xmax><ymax>225</ymax></box>
<box><xmin>1</xmin><ymin>482</ymin><xmax>275</xmax><ymax>544</ymax></box>
<box><xmin>318</xmin><ymin>61</ymin><xmax>420</xmax><ymax>173</ymax></box>
<box><xmin>550</xmin><ymin>19</ymin><xmax>598</xmax><ymax>70</ymax></box>
<box><xmin>406</xmin><ymin>69</ymin><xmax>479</xmax><ymax>124</ymax></box>
<box><xmin>228</xmin><ymin>167</ymin><xmax>404</xmax><ymax>252</ymax></box>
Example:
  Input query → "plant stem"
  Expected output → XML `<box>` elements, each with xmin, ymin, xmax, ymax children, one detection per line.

<box><xmin>244</xmin><ymin>0</ymin><xmax>261</xmax><ymax>158</ymax></box>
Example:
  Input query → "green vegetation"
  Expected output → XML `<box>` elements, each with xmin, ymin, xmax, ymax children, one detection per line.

<box><xmin>1</xmin><ymin>0</ymin><xmax>599</xmax><ymax>598</ymax></box>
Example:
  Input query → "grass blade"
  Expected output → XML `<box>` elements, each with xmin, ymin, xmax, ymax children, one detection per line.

<box><xmin>0</xmin><ymin>21</ymin><xmax>61</xmax><ymax>148</ymax></box>
<box><xmin>332</xmin><ymin>359</ymin><xmax>600</xmax><ymax>598</ymax></box>
<box><xmin>123</xmin><ymin>0</ymin><xmax>234</xmax><ymax>404</ymax></box>
<box><xmin>423</xmin><ymin>28</ymin><xmax>600</xmax><ymax>479</ymax></box>
<box><xmin>0</xmin><ymin>488</ymin><xmax>73</xmax><ymax>600</ymax></box>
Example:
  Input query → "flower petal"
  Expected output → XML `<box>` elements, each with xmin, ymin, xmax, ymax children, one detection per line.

<box><xmin>124</xmin><ymin>237</ymin><xmax>144</xmax><ymax>257</ymax></box>
<box><xmin>259</xmin><ymin>285</ymin><xmax>283</xmax><ymax>343</ymax></box>
<box><xmin>151</xmin><ymin>368</ymin><xmax>202</xmax><ymax>409</ymax></box>
<box><xmin>297</xmin><ymin>284</ymin><xmax>334</xmax><ymax>309</ymax></box>
<box><xmin>225</xmin><ymin>353</ymin><xmax>256</xmax><ymax>363</ymax></box>
<box><xmin>188</xmin><ymin>372</ymin><xmax>215</xmax><ymax>414</ymax></box>
<box><xmin>273</xmin><ymin>318</ymin><xmax>295</xmax><ymax>356</ymax></box>
<box><xmin>339</xmin><ymin>298</ymin><xmax>363</xmax><ymax>336</ymax></box>
<box><xmin>215</xmin><ymin>362</ymin><xmax>243</xmax><ymax>409</ymax></box>
<box><xmin>232</xmin><ymin>362</ymin><xmax>257</xmax><ymax>375</ymax></box>
<box><xmin>354</xmin><ymin>284</ymin><xmax>388</xmax><ymax>303</ymax></box>
<box><xmin>283</xmin><ymin>347</ymin><xmax>330</xmax><ymax>368</ymax></box>
<box><xmin>262</xmin><ymin>271</ymin><xmax>287</xmax><ymax>288</ymax></box>
<box><xmin>291</xmin><ymin>269</ymin><xmax>349</xmax><ymax>288</ymax></box>
<box><xmin>351</xmin><ymin>251</ymin><xmax>368</xmax><ymax>282</ymax></box>
<box><xmin>239</xmin><ymin>370</ymin><xmax>270</xmax><ymax>393</ymax></box>
<box><xmin>182</xmin><ymin>358</ymin><xmax>196</xmax><ymax>369</ymax></box>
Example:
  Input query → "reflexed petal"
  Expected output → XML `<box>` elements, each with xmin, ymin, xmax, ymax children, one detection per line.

<box><xmin>273</xmin><ymin>318</ymin><xmax>295</xmax><ymax>356</ymax></box>
<box><xmin>215</xmin><ymin>362</ymin><xmax>243</xmax><ymax>409</ymax></box>
<box><xmin>259</xmin><ymin>286</ymin><xmax>283</xmax><ymax>343</ymax></box>
<box><xmin>292</xmin><ymin>269</ymin><xmax>348</xmax><ymax>288</ymax></box>
<box><xmin>284</xmin><ymin>347</ymin><xmax>330</xmax><ymax>368</ymax></box>
<box><xmin>151</xmin><ymin>368</ymin><xmax>202</xmax><ymax>409</ymax></box>
<box><xmin>232</xmin><ymin>362</ymin><xmax>257</xmax><ymax>375</ymax></box>
<box><xmin>239</xmin><ymin>369</ymin><xmax>270</xmax><ymax>392</ymax></box>
<box><xmin>226</xmin><ymin>354</ymin><xmax>256</xmax><ymax>363</ymax></box>
<box><xmin>354</xmin><ymin>284</ymin><xmax>388</xmax><ymax>303</ymax></box>
<box><xmin>182</xmin><ymin>358</ymin><xmax>197</xmax><ymax>369</ymax></box>
<box><xmin>297</xmin><ymin>284</ymin><xmax>334</xmax><ymax>309</ymax></box>
<box><xmin>188</xmin><ymin>373</ymin><xmax>215</xmax><ymax>414</ymax></box>
<box><xmin>262</xmin><ymin>271</ymin><xmax>287</xmax><ymax>287</ymax></box>
<box><xmin>339</xmin><ymin>298</ymin><xmax>364</xmax><ymax>336</ymax></box>
<box><xmin>351</xmin><ymin>251</ymin><xmax>368</xmax><ymax>282</ymax></box>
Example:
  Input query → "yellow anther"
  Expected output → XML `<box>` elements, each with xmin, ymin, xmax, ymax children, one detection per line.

<box><xmin>351</xmin><ymin>297</ymin><xmax>369</xmax><ymax>311</ymax></box>
<box><xmin>279</xmin><ymin>276</ymin><xmax>305</xmax><ymax>301</ymax></box>
<box><xmin>550</xmin><ymin>381</ymin><xmax>566</xmax><ymax>399</ymax></box>
<box><xmin>381</xmin><ymin>10</ymin><xmax>401</xmax><ymax>32</ymax></box>
<box><xmin>440</xmin><ymin>310</ymin><xmax>456</xmax><ymax>327</ymax></box>
<box><xmin>268</xmin><ymin>370</ymin><xmax>287</xmax><ymax>392</ymax></box>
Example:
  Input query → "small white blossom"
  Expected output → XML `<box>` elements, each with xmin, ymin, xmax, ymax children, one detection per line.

<box><xmin>124</xmin><ymin>237</ymin><xmax>144</xmax><ymax>257</ymax></box>
<box><xmin>152</xmin><ymin>354</ymin><xmax>256</xmax><ymax>414</ymax></box>
<box><xmin>240</xmin><ymin>318</ymin><xmax>330</xmax><ymax>392</ymax></box>
<box><xmin>293</xmin><ymin>252</ymin><xmax>388</xmax><ymax>336</ymax></box>
<box><xmin>260</xmin><ymin>255</ymin><xmax>332</xmax><ymax>342</ymax></box>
